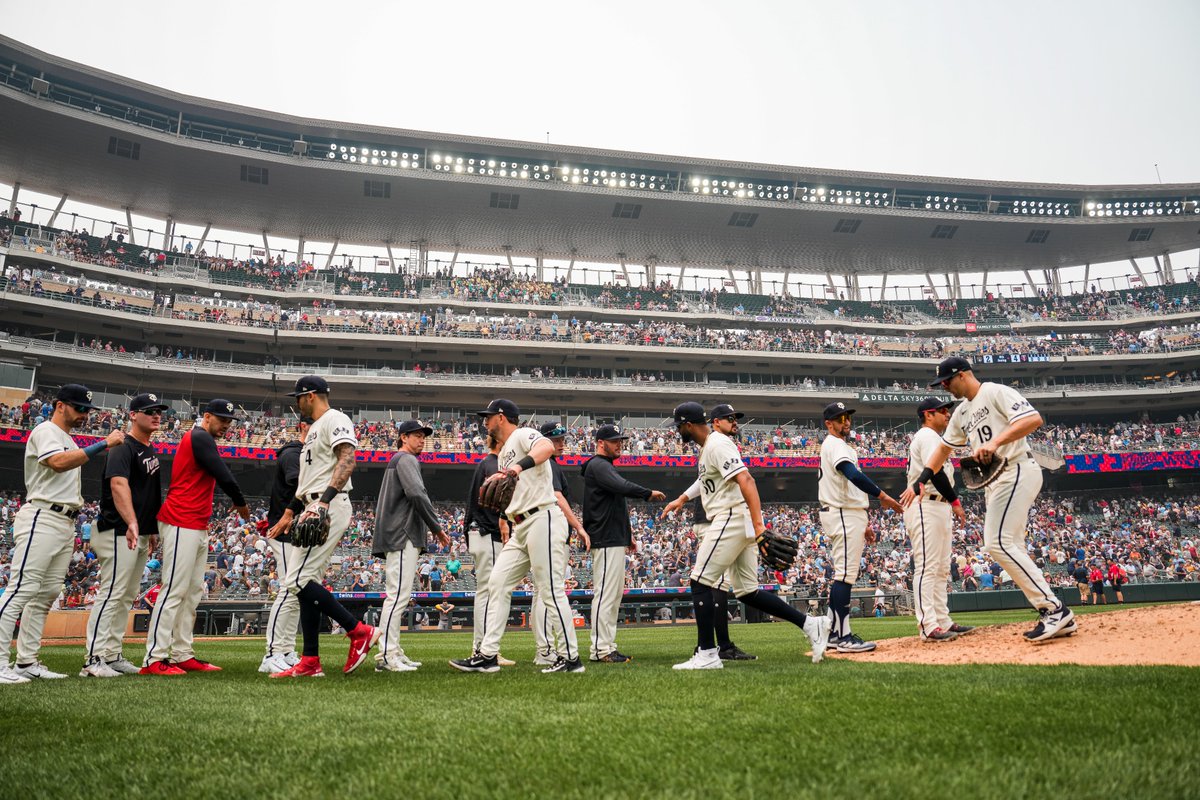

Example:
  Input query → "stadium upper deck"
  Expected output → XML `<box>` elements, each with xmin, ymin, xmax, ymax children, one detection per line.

<box><xmin>2</xmin><ymin>35</ymin><xmax>1199</xmax><ymax>279</ymax></box>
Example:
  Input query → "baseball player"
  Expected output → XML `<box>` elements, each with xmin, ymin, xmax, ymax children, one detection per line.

<box><xmin>372</xmin><ymin>419</ymin><xmax>451</xmax><ymax>672</ymax></box>
<box><xmin>268</xmin><ymin>375</ymin><xmax>381</xmax><ymax>678</ymax></box>
<box><xmin>663</xmin><ymin>401</ymin><xmax>831</xmax><ymax>670</ymax></box>
<box><xmin>258</xmin><ymin>415</ymin><xmax>310</xmax><ymax>674</ymax></box>
<box><xmin>532</xmin><ymin>421</ymin><xmax>589</xmax><ymax>666</ymax></box>
<box><xmin>696</xmin><ymin>405</ymin><xmax>761</xmax><ymax>661</ymax></box>
<box><xmin>901</xmin><ymin>357</ymin><xmax>1077</xmax><ymax>643</ymax></box>
<box><xmin>0</xmin><ymin>384</ymin><xmax>123</xmax><ymax>684</ymax></box>
<box><xmin>582</xmin><ymin>423</ymin><xmax>664</xmax><ymax>663</ymax></box>
<box><xmin>81</xmin><ymin>392</ymin><xmax>168</xmax><ymax>678</ymax></box>
<box><xmin>450</xmin><ymin>399</ymin><xmax>584</xmax><ymax>673</ymax></box>
<box><xmin>463</xmin><ymin>433</ymin><xmax>515</xmax><ymax>665</ymax></box>
<box><xmin>904</xmin><ymin>397</ymin><xmax>973</xmax><ymax>642</ymax></box>
<box><xmin>143</xmin><ymin>399</ymin><xmax>250</xmax><ymax>675</ymax></box>
<box><xmin>817</xmin><ymin>401</ymin><xmax>904</xmax><ymax>653</ymax></box>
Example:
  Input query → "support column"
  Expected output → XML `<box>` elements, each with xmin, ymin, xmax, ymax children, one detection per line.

<box><xmin>296</xmin><ymin>236</ymin><xmax>306</xmax><ymax>265</ymax></box>
<box><xmin>851</xmin><ymin>272</ymin><xmax>862</xmax><ymax>301</ymax></box>
<box><xmin>952</xmin><ymin>272</ymin><xmax>962</xmax><ymax>301</ymax></box>
<box><xmin>618</xmin><ymin>253</ymin><xmax>632</xmax><ymax>285</ymax></box>
<box><xmin>1162</xmin><ymin>252</ymin><xmax>1174</xmax><ymax>283</ymax></box>
<box><xmin>164</xmin><ymin>217</ymin><xmax>175</xmax><ymax>251</ymax></box>
<box><xmin>1023</xmin><ymin>269</ymin><xmax>1037</xmax><ymax>296</ymax></box>
<box><xmin>1082</xmin><ymin>263</ymin><xmax>1090</xmax><ymax>292</ymax></box>
<box><xmin>536</xmin><ymin>252</ymin><xmax>545</xmax><ymax>282</ymax></box>
<box><xmin>980</xmin><ymin>270</ymin><xmax>988</xmax><ymax>298</ymax></box>
<box><xmin>262</xmin><ymin>231</ymin><xmax>271</xmax><ymax>262</ymax></box>
<box><xmin>782</xmin><ymin>270</ymin><xmax>792</xmax><ymax>296</ymax></box>
<box><xmin>324</xmin><ymin>238</ymin><xmax>340</xmax><ymax>269</ymax></box>
<box><xmin>47</xmin><ymin>193</ymin><xmax>68</xmax><ymax>228</ymax></box>
<box><xmin>448</xmin><ymin>248</ymin><xmax>459</xmax><ymax>276</ymax></box>
<box><xmin>1128</xmin><ymin>257</ymin><xmax>1147</xmax><ymax>285</ymax></box>
<box><xmin>827</xmin><ymin>272</ymin><xmax>838</xmax><ymax>297</ymax></box>
<box><xmin>879</xmin><ymin>271</ymin><xmax>888</xmax><ymax>302</ymax></box>
<box><xmin>7</xmin><ymin>182</ymin><xmax>19</xmax><ymax>217</ymax></box>
<box><xmin>125</xmin><ymin>208</ymin><xmax>136</xmax><ymax>245</ymax></box>
<box><xmin>924</xmin><ymin>272</ymin><xmax>939</xmax><ymax>300</ymax></box>
<box><xmin>565</xmin><ymin>250</ymin><xmax>576</xmax><ymax>283</ymax></box>
<box><xmin>196</xmin><ymin>223</ymin><xmax>212</xmax><ymax>254</ymax></box>
<box><xmin>724</xmin><ymin>264</ymin><xmax>738</xmax><ymax>293</ymax></box>
<box><xmin>385</xmin><ymin>244</ymin><xmax>396</xmax><ymax>274</ymax></box>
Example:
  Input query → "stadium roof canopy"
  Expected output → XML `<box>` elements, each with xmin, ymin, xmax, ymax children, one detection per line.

<box><xmin>2</xmin><ymin>36</ymin><xmax>1199</xmax><ymax>277</ymax></box>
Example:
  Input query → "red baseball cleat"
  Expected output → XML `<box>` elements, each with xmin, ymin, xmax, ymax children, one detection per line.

<box><xmin>175</xmin><ymin>657</ymin><xmax>222</xmax><ymax>672</ymax></box>
<box><xmin>344</xmin><ymin>623</ymin><xmax>381</xmax><ymax>674</ymax></box>
<box><xmin>139</xmin><ymin>660</ymin><xmax>186</xmax><ymax>676</ymax></box>
<box><xmin>270</xmin><ymin>656</ymin><xmax>324</xmax><ymax>678</ymax></box>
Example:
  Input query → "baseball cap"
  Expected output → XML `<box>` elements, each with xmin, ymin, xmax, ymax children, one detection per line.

<box><xmin>203</xmin><ymin>399</ymin><xmax>239</xmax><ymax>419</ymax></box>
<box><xmin>287</xmin><ymin>375</ymin><xmax>330</xmax><ymax>396</ymax></box>
<box><xmin>916</xmin><ymin>396</ymin><xmax>957</xmax><ymax>419</ymax></box>
<box><xmin>397</xmin><ymin>419</ymin><xmax>434</xmax><ymax>436</ymax></box>
<box><xmin>822</xmin><ymin>401</ymin><xmax>856</xmax><ymax>421</ymax></box>
<box><xmin>539</xmin><ymin>421</ymin><xmax>568</xmax><ymax>438</ymax></box>
<box><xmin>57</xmin><ymin>384</ymin><xmax>99</xmax><ymax>411</ymax></box>
<box><xmin>672</xmin><ymin>401</ymin><xmax>706</xmax><ymax>425</ymax></box>
<box><xmin>478</xmin><ymin>398</ymin><xmax>520</xmax><ymax>418</ymax></box>
<box><xmin>129</xmin><ymin>393</ymin><xmax>169</xmax><ymax>413</ymax></box>
<box><xmin>930</xmin><ymin>356</ymin><xmax>972</xmax><ymax>387</ymax></box>
<box><xmin>709</xmin><ymin>403</ymin><xmax>745</xmax><ymax>421</ymax></box>
<box><xmin>595</xmin><ymin>423</ymin><xmax>631</xmax><ymax>441</ymax></box>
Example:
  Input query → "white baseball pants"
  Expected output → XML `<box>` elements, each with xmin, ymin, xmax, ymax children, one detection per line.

<box><xmin>0</xmin><ymin>504</ymin><xmax>75</xmax><ymax>667</ymax></box>
<box><xmin>84</xmin><ymin>526</ymin><xmax>151</xmax><ymax>663</ymax></box>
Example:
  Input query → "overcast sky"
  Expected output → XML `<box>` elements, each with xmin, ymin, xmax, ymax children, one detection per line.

<box><xmin>4</xmin><ymin>0</ymin><xmax>1199</xmax><ymax>185</ymax></box>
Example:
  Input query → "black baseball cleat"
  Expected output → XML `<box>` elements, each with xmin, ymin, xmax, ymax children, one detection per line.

<box><xmin>718</xmin><ymin>645</ymin><xmax>758</xmax><ymax>661</ymax></box>
<box><xmin>594</xmin><ymin>651</ymin><xmax>632</xmax><ymax>663</ymax></box>
<box><xmin>947</xmin><ymin>623</ymin><xmax>976</xmax><ymax>635</ymax></box>
<box><xmin>541</xmin><ymin>657</ymin><xmax>586</xmax><ymax>673</ymax></box>
<box><xmin>449</xmin><ymin>653</ymin><xmax>499</xmax><ymax>673</ymax></box>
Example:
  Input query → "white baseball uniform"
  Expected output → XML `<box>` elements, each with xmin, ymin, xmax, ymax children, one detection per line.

<box><xmin>478</xmin><ymin>428</ymin><xmax>578</xmax><ymax>661</ymax></box>
<box><xmin>818</xmin><ymin>432</ymin><xmax>869</xmax><ymax>585</ymax></box>
<box><xmin>904</xmin><ymin>427</ymin><xmax>956</xmax><ymax>637</ymax></box>
<box><xmin>283</xmin><ymin>408</ymin><xmax>357</xmax><ymax>594</ymax></box>
<box><xmin>942</xmin><ymin>382</ymin><xmax>1057</xmax><ymax>611</ymax></box>
<box><xmin>0</xmin><ymin>421</ymin><xmax>83</xmax><ymax>669</ymax></box>
<box><xmin>689</xmin><ymin>431</ymin><xmax>759</xmax><ymax>596</ymax></box>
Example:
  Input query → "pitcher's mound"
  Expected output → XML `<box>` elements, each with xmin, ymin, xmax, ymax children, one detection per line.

<box><xmin>828</xmin><ymin>604</ymin><xmax>1200</xmax><ymax>667</ymax></box>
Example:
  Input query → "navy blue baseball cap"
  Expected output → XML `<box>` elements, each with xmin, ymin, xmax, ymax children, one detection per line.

<box><xmin>478</xmin><ymin>398</ymin><xmax>520</xmax><ymax>418</ymax></box>
<box><xmin>822</xmin><ymin>401</ymin><xmax>856</xmax><ymax>421</ymax></box>
<box><xmin>397</xmin><ymin>419</ymin><xmax>433</xmax><ymax>436</ymax></box>
<box><xmin>287</xmin><ymin>375</ymin><xmax>330</xmax><ymax>396</ymax></box>
<box><xmin>917</xmin><ymin>396</ymin><xmax>957</xmax><ymax>420</ymax></box>
<box><xmin>672</xmin><ymin>402</ymin><xmax>706</xmax><ymax>425</ymax></box>
<box><xmin>930</xmin><ymin>356</ymin><xmax>972</xmax><ymax>387</ymax></box>
<box><xmin>709</xmin><ymin>403</ymin><xmax>745</xmax><ymax>421</ymax></box>
<box><xmin>539</xmin><ymin>421</ymin><xmax>568</xmax><ymax>438</ymax></box>
<box><xmin>129</xmin><ymin>393</ymin><xmax>169</xmax><ymax>413</ymax></box>
<box><xmin>57</xmin><ymin>384</ymin><xmax>99</xmax><ymax>410</ymax></box>
<box><xmin>595</xmin><ymin>423</ymin><xmax>630</xmax><ymax>441</ymax></box>
<box><xmin>203</xmin><ymin>399</ymin><xmax>239</xmax><ymax>419</ymax></box>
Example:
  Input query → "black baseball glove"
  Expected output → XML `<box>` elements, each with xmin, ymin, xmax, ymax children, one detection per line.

<box><xmin>479</xmin><ymin>473</ymin><xmax>518</xmax><ymax>513</ymax></box>
<box><xmin>289</xmin><ymin>504</ymin><xmax>330</xmax><ymax>548</ymax></box>
<box><xmin>959</xmin><ymin>454</ymin><xmax>1008</xmax><ymax>490</ymax></box>
<box><xmin>756</xmin><ymin>530</ymin><xmax>799</xmax><ymax>571</ymax></box>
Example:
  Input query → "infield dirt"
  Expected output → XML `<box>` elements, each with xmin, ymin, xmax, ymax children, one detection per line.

<box><xmin>827</xmin><ymin>603</ymin><xmax>1200</xmax><ymax>667</ymax></box>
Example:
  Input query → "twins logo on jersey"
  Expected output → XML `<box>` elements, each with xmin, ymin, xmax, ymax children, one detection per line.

<box><xmin>141</xmin><ymin>455</ymin><xmax>160</xmax><ymax>476</ymax></box>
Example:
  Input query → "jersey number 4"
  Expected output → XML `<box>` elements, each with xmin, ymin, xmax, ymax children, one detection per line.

<box><xmin>304</xmin><ymin>449</ymin><xmax>313</xmax><ymax>465</ymax></box>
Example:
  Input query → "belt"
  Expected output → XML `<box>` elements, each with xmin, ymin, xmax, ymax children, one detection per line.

<box><xmin>509</xmin><ymin>503</ymin><xmax>552</xmax><ymax>524</ymax></box>
<box><xmin>925</xmin><ymin>494</ymin><xmax>947</xmax><ymax>503</ymax></box>
<box><xmin>33</xmin><ymin>501</ymin><xmax>80</xmax><ymax>520</ymax></box>
<box><xmin>305</xmin><ymin>491</ymin><xmax>346</xmax><ymax>502</ymax></box>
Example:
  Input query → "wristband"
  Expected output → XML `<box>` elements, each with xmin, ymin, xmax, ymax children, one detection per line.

<box><xmin>319</xmin><ymin>486</ymin><xmax>339</xmax><ymax>504</ymax></box>
<box><xmin>516</xmin><ymin>455</ymin><xmax>536</xmax><ymax>471</ymax></box>
<box><xmin>951</xmin><ymin>499</ymin><xmax>962</xmax><ymax>507</ymax></box>
<box><xmin>286</xmin><ymin>497</ymin><xmax>304</xmax><ymax>515</ymax></box>
<box><xmin>83</xmin><ymin>440</ymin><xmax>107</xmax><ymax>458</ymax></box>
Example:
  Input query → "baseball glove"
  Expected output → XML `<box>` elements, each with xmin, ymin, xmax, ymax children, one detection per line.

<box><xmin>479</xmin><ymin>473</ymin><xmax>518</xmax><ymax>513</ymax></box>
<box><xmin>756</xmin><ymin>530</ymin><xmax>799</xmax><ymax>571</ymax></box>
<box><xmin>289</xmin><ymin>503</ymin><xmax>330</xmax><ymax>548</ymax></box>
<box><xmin>959</xmin><ymin>454</ymin><xmax>1008</xmax><ymax>490</ymax></box>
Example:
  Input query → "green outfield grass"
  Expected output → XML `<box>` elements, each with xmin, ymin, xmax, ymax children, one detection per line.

<box><xmin>2</xmin><ymin>606</ymin><xmax>1196</xmax><ymax>800</ymax></box>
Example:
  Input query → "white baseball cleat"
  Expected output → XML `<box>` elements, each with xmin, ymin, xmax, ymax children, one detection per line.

<box><xmin>106</xmin><ymin>657</ymin><xmax>141</xmax><ymax>675</ymax></box>
<box><xmin>1025</xmin><ymin>605</ymin><xmax>1078</xmax><ymax>643</ymax></box>
<box><xmin>80</xmin><ymin>658</ymin><xmax>122</xmax><ymax>678</ymax></box>
<box><xmin>0</xmin><ymin>667</ymin><xmax>32</xmax><ymax>685</ymax></box>
<box><xmin>259</xmin><ymin>653</ymin><xmax>291</xmax><ymax>674</ymax></box>
<box><xmin>395</xmin><ymin>653</ymin><xmax>422</xmax><ymax>668</ymax></box>
<box><xmin>15</xmin><ymin>661</ymin><xmax>68</xmax><ymax>680</ymax></box>
<box><xmin>673</xmin><ymin>648</ymin><xmax>723</xmax><ymax>670</ymax></box>
<box><xmin>534</xmin><ymin>651</ymin><xmax>559</xmax><ymax>666</ymax></box>
<box><xmin>375</xmin><ymin>658</ymin><xmax>419</xmax><ymax>673</ymax></box>
<box><xmin>283</xmin><ymin>652</ymin><xmax>301</xmax><ymax>667</ymax></box>
<box><xmin>803</xmin><ymin>613</ymin><xmax>833</xmax><ymax>663</ymax></box>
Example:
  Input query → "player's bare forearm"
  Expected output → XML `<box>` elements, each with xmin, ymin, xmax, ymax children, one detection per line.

<box><xmin>44</xmin><ymin>450</ymin><xmax>91</xmax><ymax>472</ymax></box>
<box><xmin>528</xmin><ymin>438</ymin><xmax>555</xmax><ymax>465</ymax></box>
<box><xmin>328</xmin><ymin>443</ymin><xmax>356</xmax><ymax>491</ymax></box>
<box><xmin>733</xmin><ymin>471</ymin><xmax>765</xmax><ymax>533</ymax></box>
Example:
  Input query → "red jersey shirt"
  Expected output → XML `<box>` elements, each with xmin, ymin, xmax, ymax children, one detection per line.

<box><xmin>158</xmin><ymin>426</ymin><xmax>245</xmax><ymax>530</ymax></box>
